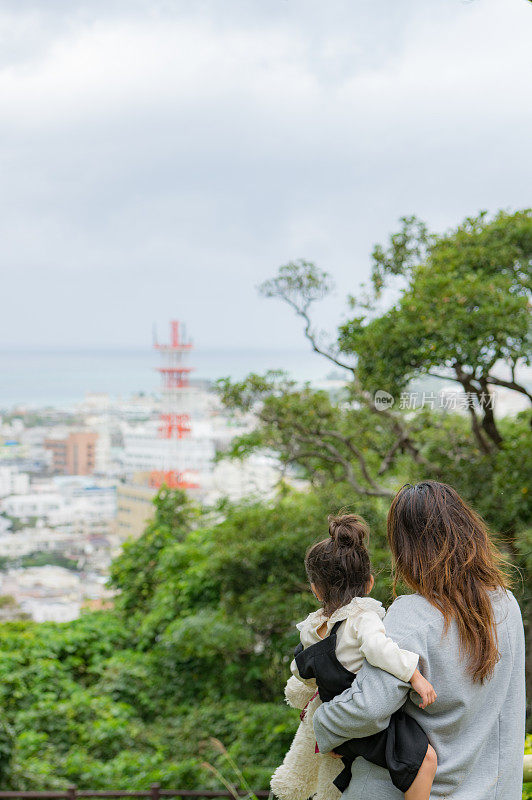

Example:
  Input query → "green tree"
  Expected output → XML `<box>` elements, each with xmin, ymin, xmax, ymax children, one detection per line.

<box><xmin>339</xmin><ymin>210</ymin><xmax>532</xmax><ymax>452</ymax></box>
<box><xmin>217</xmin><ymin>261</ymin><xmax>439</xmax><ymax>500</ymax></box>
<box><xmin>109</xmin><ymin>488</ymin><xmax>197</xmax><ymax>626</ymax></box>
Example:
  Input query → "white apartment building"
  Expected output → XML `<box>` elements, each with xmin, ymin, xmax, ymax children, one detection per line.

<box><xmin>2</xmin><ymin>492</ymin><xmax>64</xmax><ymax>521</ymax></box>
<box><xmin>0</xmin><ymin>527</ymin><xmax>87</xmax><ymax>559</ymax></box>
<box><xmin>121</xmin><ymin>418</ymin><xmax>215</xmax><ymax>478</ymax></box>
<box><xmin>1</xmin><ymin>478</ymin><xmax>116</xmax><ymax>528</ymax></box>
<box><xmin>0</xmin><ymin>565</ymin><xmax>111</xmax><ymax>623</ymax></box>
<box><xmin>0</xmin><ymin>466</ymin><xmax>30</xmax><ymax>498</ymax></box>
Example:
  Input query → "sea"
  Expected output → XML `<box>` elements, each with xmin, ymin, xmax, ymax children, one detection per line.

<box><xmin>0</xmin><ymin>347</ymin><xmax>338</xmax><ymax>409</ymax></box>
<box><xmin>1</xmin><ymin>348</ymin><xmax>529</xmax><ymax>414</ymax></box>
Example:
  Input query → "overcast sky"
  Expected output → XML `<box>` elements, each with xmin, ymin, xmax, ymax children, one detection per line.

<box><xmin>1</xmin><ymin>0</ymin><xmax>531</xmax><ymax>350</ymax></box>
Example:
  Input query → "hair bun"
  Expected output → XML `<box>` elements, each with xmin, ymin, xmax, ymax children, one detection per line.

<box><xmin>328</xmin><ymin>514</ymin><xmax>369</xmax><ymax>548</ymax></box>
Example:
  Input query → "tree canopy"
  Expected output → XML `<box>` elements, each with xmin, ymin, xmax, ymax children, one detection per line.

<box><xmin>340</xmin><ymin>210</ymin><xmax>532</xmax><ymax>450</ymax></box>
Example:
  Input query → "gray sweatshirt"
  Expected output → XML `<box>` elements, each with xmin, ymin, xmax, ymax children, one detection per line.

<box><xmin>313</xmin><ymin>590</ymin><xmax>525</xmax><ymax>800</ymax></box>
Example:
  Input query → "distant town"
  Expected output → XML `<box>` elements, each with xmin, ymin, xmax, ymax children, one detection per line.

<box><xmin>1</xmin><ymin>321</ymin><xmax>528</xmax><ymax>625</ymax></box>
<box><xmin>0</xmin><ymin>322</ymin><xmax>288</xmax><ymax>623</ymax></box>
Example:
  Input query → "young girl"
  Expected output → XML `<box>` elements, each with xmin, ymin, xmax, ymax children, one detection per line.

<box><xmin>271</xmin><ymin>514</ymin><xmax>437</xmax><ymax>800</ymax></box>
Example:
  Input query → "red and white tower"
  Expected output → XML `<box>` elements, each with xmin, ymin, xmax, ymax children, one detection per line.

<box><xmin>149</xmin><ymin>320</ymin><xmax>199</xmax><ymax>490</ymax></box>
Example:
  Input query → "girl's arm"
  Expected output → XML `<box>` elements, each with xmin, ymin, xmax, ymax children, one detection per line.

<box><xmin>354</xmin><ymin>610</ymin><xmax>419</xmax><ymax>682</ymax></box>
<box><xmin>410</xmin><ymin>668</ymin><xmax>437</xmax><ymax>709</ymax></box>
<box><xmin>354</xmin><ymin>610</ymin><xmax>437</xmax><ymax>708</ymax></box>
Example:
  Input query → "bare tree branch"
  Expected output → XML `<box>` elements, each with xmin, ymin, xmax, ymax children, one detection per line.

<box><xmin>478</xmin><ymin>376</ymin><xmax>503</xmax><ymax>446</ymax></box>
<box><xmin>284</xmin><ymin>295</ymin><xmax>357</xmax><ymax>375</ymax></box>
<box><xmin>453</xmin><ymin>365</ymin><xmax>495</xmax><ymax>453</ymax></box>
<box><xmin>483</xmin><ymin>375</ymin><xmax>532</xmax><ymax>403</ymax></box>
<box><xmin>259</xmin><ymin>260</ymin><xmax>442</xmax><ymax>482</ymax></box>
<box><xmin>377</xmin><ymin>439</ymin><xmax>403</xmax><ymax>475</ymax></box>
<box><xmin>313</xmin><ymin>427</ymin><xmax>384</xmax><ymax>492</ymax></box>
<box><xmin>284</xmin><ymin>425</ymin><xmax>394</xmax><ymax>497</ymax></box>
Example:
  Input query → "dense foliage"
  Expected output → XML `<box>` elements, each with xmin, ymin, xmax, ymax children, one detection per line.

<box><xmin>0</xmin><ymin>489</ymin><xmax>389</xmax><ymax>790</ymax></box>
<box><xmin>0</xmin><ymin>471</ymin><xmax>528</xmax><ymax>791</ymax></box>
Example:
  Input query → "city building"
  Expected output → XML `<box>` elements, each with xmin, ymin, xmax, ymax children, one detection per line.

<box><xmin>1</xmin><ymin>477</ymin><xmax>116</xmax><ymax>533</ymax></box>
<box><xmin>0</xmin><ymin>438</ymin><xmax>28</xmax><ymax>462</ymax></box>
<box><xmin>0</xmin><ymin>565</ymin><xmax>111</xmax><ymax>623</ymax></box>
<box><xmin>44</xmin><ymin>431</ymin><xmax>98</xmax><ymax>475</ymax></box>
<box><xmin>115</xmin><ymin>474</ymin><xmax>157</xmax><ymax>540</ymax></box>
<box><xmin>0</xmin><ymin>466</ymin><xmax>30</xmax><ymax>497</ymax></box>
<box><xmin>2</xmin><ymin>492</ymin><xmax>64</xmax><ymax>522</ymax></box>
<box><xmin>121</xmin><ymin>416</ymin><xmax>215</xmax><ymax>479</ymax></box>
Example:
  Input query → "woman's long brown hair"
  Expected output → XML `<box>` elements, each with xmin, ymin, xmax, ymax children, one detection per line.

<box><xmin>387</xmin><ymin>481</ymin><xmax>510</xmax><ymax>683</ymax></box>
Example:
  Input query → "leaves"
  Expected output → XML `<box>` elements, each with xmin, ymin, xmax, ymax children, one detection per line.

<box><xmin>259</xmin><ymin>261</ymin><xmax>334</xmax><ymax>312</ymax></box>
<box><xmin>339</xmin><ymin>209</ymin><xmax>532</xmax><ymax>449</ymax></box>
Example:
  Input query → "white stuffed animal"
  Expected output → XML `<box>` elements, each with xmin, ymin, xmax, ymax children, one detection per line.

<box><xmin>270</xmin><ymin>676</ymin><xmax>343</xmax><ymax>800</ymax></box>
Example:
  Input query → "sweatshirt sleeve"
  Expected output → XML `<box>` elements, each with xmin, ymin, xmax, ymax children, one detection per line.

<box><xmin>355</xmin><ymin>610</ymin><xmax>419</xmax><ymax>683</ymax></box>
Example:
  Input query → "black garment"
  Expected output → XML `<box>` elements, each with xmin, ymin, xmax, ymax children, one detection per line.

<box><xmin>294</xmin><ymin>620</ymin><xmax>429</xmax><ymax>794</ymax></box>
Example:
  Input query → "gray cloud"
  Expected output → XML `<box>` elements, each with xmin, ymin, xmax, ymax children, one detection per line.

<box><xmin>1</xmin><ymin>0</ymin><xmax>531</xmax><ymax>349</ymax></box>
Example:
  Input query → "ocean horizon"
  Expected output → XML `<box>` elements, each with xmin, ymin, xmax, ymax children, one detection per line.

<box><xmin>0</xmin><ymin>346</ymin><xmax>339</xmax><ymax>408</ymax></box>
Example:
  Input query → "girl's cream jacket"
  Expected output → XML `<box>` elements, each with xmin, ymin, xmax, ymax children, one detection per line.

<box><xmin>271</xmin><ymin>597</ymin><xmax>420</xmax><ymax>800</ymax></box>
<box><xmin>290</xmin><ymin>596</ymin><xmax>418</xmax><ymax>685</ymax></box>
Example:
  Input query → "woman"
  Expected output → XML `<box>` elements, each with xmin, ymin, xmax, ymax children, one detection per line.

<box><xmin>313</xmin><ymin>481</ymin><xmax>525</xmax><ymax>799</ymax></box>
